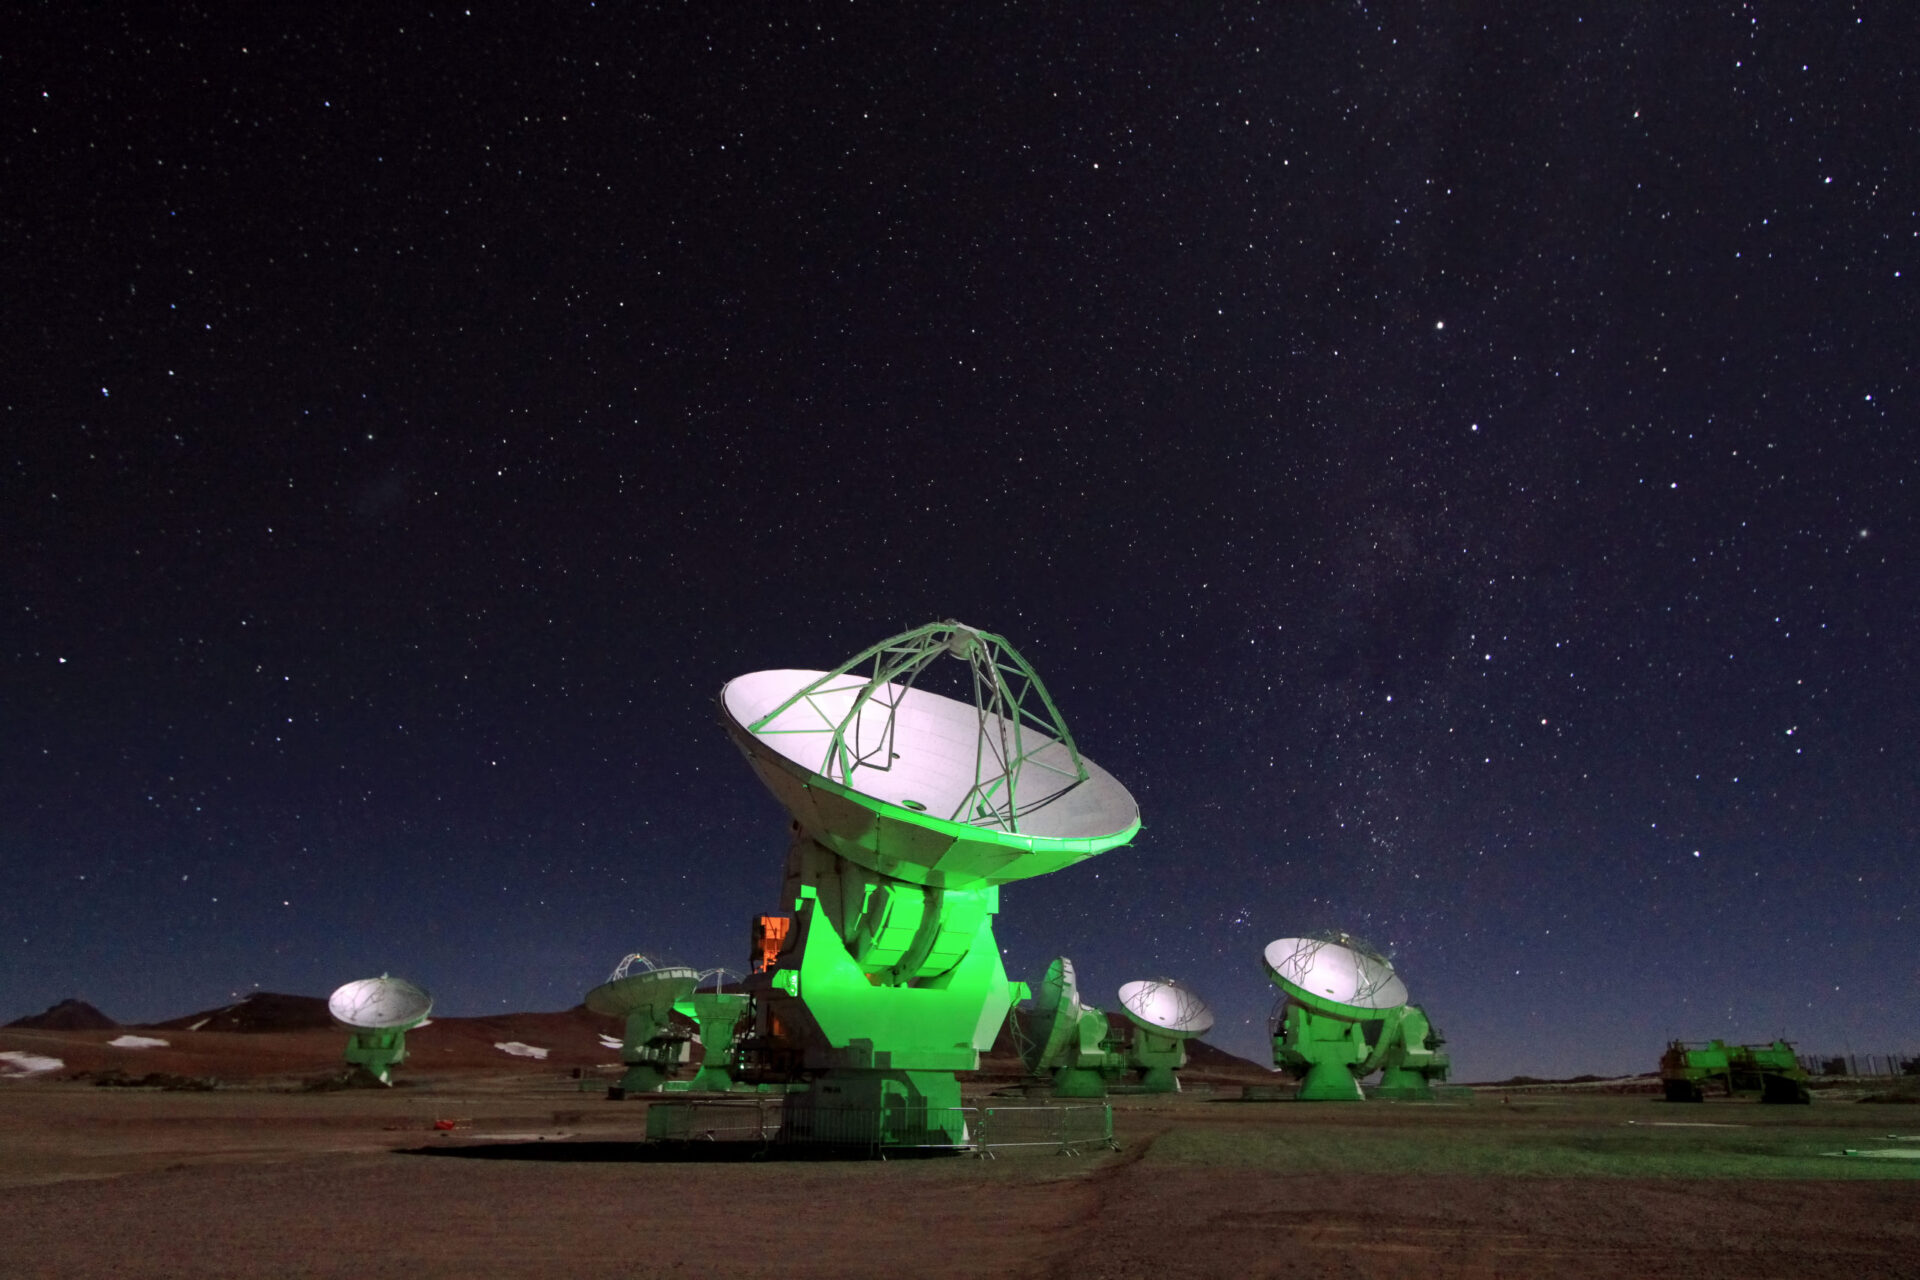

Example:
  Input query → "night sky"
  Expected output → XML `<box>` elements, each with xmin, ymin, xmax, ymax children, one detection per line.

<box><xmin>6</xmin><ymin>5</ymin><xmax>1915</xmax><ymax>1081</ymax></box>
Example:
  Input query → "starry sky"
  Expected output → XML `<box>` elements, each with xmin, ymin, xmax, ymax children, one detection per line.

<box><xmin>5</xmin><ymin>5</ymin><xmax>1915</xmax><ymax>1080</ymax></box>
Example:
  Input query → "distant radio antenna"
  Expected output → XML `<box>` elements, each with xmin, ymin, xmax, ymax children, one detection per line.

<box><xmin>1117</xmin><ymin>977</ymin><xmax>1215</xmax><ymax>1093</ymax></box>
<box><xmin>1014</xmin><ymin>957</ymin><xmax>1120</xmax><ymax>1098</ymax></box>
<box><xmin>586</xmin><ymin>958</ymin><xmax>700</xmax><ymax>1096</ymax></box>
<box><xmin>328</xmin><ymin>976</ymin><xmax>432</xmax><ymax>1086</ymax></box>
<box><xmin>1261</xmin><ymin>935</ymin><xmax>1450</xmax><ymax>1101</ymax></box>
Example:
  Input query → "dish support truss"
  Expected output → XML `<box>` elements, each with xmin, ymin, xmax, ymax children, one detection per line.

<box><xmin>745</xmin><ymin>620</ymin><xmax>1090</xmax><ymax>833</ymax></box>
<box><xmin>608</xmin><ymin>953</ymin><xmax>671</xmax><ymax>981</ymax></box>
<box><xmin>1293</xmin><ymin>932</ymin><xmax>1401</xmax><ymax>1006</ymax></box>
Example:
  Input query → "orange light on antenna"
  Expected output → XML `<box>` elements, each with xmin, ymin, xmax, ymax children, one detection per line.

<box><xmin>751</xmin><ymin>914</ymin><xmax>791</xmax><ymax>974</ymax></box>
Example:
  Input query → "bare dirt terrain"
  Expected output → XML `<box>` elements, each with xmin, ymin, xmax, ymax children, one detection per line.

<box><xmin>4</xmin><ymin>1023</ymin><xmax>1918</xmax><ymax>1279</ymax></box>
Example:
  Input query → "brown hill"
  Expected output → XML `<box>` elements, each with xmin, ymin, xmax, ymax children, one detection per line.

<box><xmin>5</xmin><ymin>999</ymin><xmax>117</xmax><ymax>1030</ymax></box>
<box><xmin>0</xmin><ymin>1001</ymin><xmax>631</xmax><ymax>1083</ymax></box>
<box><xmin>978</xmin><ymin>1008</ymin><xmax>1271</xmax><ymax>1081</ymax></box>
<box><xmin>151</xmin><ymin>992</ymin><xmax>335</xmax><ymax>1033</ymax></box>
<box><xmin>402</xmin><ymin>1004</ymin><xmax>624</xmax><ymax>1070</ymax></box>
<box><xmin>5</xmin><ymin>990</ymin><xmax>1269</xmax><ymax>1085</ymax></box>
<box><xmin>1184</xmin><ymin>1037</ymin><xmax>1271</xmax><ymax>1075</ymax></box>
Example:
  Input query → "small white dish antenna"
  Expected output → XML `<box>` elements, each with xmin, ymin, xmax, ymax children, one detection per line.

<box><xmin>1262</xmin><ymin>936</ymin><xmax>1407</xmax><ymax>1019</ymax></box>
<box><xmin>1118</xmin><ymin>978</ymin><xmax>1215</xmax><ymax>1038</ymax></box>
<box><xmin>328</xmin><ymin>976</ymin><xmax>433</xmax><ymax>1031</ymax></box>
<box><xmin>585</xmin><ymin>955</ymin><xmax>700</xmax><ymax>1021</ymax></box>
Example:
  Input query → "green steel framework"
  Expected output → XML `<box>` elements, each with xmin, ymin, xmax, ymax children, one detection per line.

<box><xmin>745</xmin><ymin>621</ymin><xmax>1098</xmax><ymax>836</ymax></box>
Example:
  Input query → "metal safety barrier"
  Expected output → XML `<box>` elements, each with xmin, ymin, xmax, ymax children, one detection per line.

<box><xmin>645</xmin><ymin>1097</ymin><xmax>781</xmax><ymax>1143</ymax></box>
<box><xmin>973</xmin><ymin>1103</ymin><xmax>1116</xmax><ymax>1157</ymax></box>
<box><xmin>779</xmin><ymin>1103</ymin><xmax>973</xmax><ymax>1151</ymax></box>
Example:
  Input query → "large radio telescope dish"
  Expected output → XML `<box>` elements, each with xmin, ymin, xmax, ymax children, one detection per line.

<box><xmin>1263</xmin><ymin>935</ymin><xmax>1408</xmax><ymax>1019</ymax></box>
<box><xmin>720</xmin><ymin>621</ymin><xmax>1140</xmax><ymax>888</ymax></box>
<box><xmin>1118</xmin><ymin>978</ymin><xmax>1215</xmax><ymax>1039</ymax></box>
<box><xmin>328</xmin><ymin>976</ymin><xmax>432</xmax><ymax>1031</ymax></box>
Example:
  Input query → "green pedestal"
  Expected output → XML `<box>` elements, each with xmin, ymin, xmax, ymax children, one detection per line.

<box><xmin>781</xmin><ymin>1069</ymin><xmax>968</xmax><ymax>1147</ymax></box>
<box><xmin>1135</xmin><ymin>1065</ymin><xmax>1180</xmax><ymax>1093</ymax></box>
<box><xmin>688</xmin><ymin>1064</ymin><xmax>734</xmax><ymax>1092</ymax></box>
<box><xmin>1296</xmin><ymin>1058</ymin><xmax>1367</xmax><ymax>1101</ymax></box>
<box><xmin>1275</xmin><ymin>1002</ymin><xmax>1371</xmax><ymax>1102</ymax></box>
<box><xmin>756</xmin><ymin>874</ymin><xmax>1011</xmax><ymax>1142</ymax></box>
<box><xmin>1052</xmin><ymin>1066</ymin><xmax>1110</xmax><ymax>1098</ymax></box>
<box><xmin>343</xmin><ymin>1027</ymin><xmax>409</xmax><ymax>1085</ymax></box>
<box><xmin>1128</xmin><ymin>1027</ymin><xmax>1188</xmax><ymax>1093</ymax></box>
<box><xmin>1370</xmin><ymin>1006</ymin><xmax>1450</xmax><ymax>1100</ymax></box>
<box><xmin>1371</xmin><ymin>1069</ymin><xmax>1436</xmax><ymax>1100</ymax></box>
<box><xmin>688</xmin><ymin>991</ymin><xmax>749</xmax><ymax>1092</ymax></box>
<box><xmin>618</xmin><ymin>1061</ymin><xmax>671</xmax><ymax>1094</ymax></box>
<box><xmin>615</xmin><ymin>1026</ymin><xmax>689</xmax><ymax>1095</ymax></box>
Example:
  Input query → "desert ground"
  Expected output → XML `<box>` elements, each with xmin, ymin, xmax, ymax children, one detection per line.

<box><xmin>5</xmin><ymin>1017</ymin><xmax>1919</xmax><ymax>1279</ymax></box>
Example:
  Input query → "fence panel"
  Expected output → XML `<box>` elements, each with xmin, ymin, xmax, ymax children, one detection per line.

<box><xmin>644</xmin><ymin>1097</ymin><xmax>779</xmax><ymax>1142</ymax></box>
<box><xmin>975</xmin><ymin>1104</ymin><xmax>1116</xmax><ymax>1157</ymax></box>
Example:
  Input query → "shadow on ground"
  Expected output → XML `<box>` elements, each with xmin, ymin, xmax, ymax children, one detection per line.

<box><xmin>399</xmin><ymin>1140</ymin><xmax>967</xmax><ymax>1163</ymax></box>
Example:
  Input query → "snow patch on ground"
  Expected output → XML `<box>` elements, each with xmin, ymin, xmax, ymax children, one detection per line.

<box><xmin>109</xmin><ymin>1035</ymin><xmax>170</xmax><ymax>1049</ymax></box>
<box><xmin>493</xmin><ymin>1041</ymin><xmax>548</xmax><ymax>1060</ymax></box>
<box><xmin>0</xmin><ymin>1051</ymin><xmax>65</xmax><ymax>1077</ymax></box>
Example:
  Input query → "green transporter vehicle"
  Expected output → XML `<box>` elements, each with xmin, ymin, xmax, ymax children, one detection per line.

<box><xmin>1660</xmin><ymin>1039</ymin><xmax>1811</xmax><ymax>1103</ymax></box>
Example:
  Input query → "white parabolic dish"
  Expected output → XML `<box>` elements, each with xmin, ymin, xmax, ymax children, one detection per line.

<box><xmin>720</xmin><ymin>669</ymin><xmax>1140</xmax><ymax>887</ymax></box>
<box><xmin>1118</xmin><ymin>978</ymin><xmax>1215</xmax><ymax>1038</ymax></box>
<box><xmin>1037</xmin><ymin>956</ymin><xmax>1082</xmax><ymax>1019</ymax></box>
<box><xmin>328</xmin><ymin>977</ymin><xmax>433</xmax><ymax>1031</ymax></box>
<box><xmin>1263</xmin><ymin>937</ymin><xmax>1408</xmax><ymax>1018</ymax></box>
<box><xmin>584</xmin><ymin>966</ymin><xmax>701</xmax><ymax>1021</ymax></box>
<box><xmin>1027</xmin><ymin>956</ymin><xmax>1086</xmax><ymax>1069</ymax></box>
